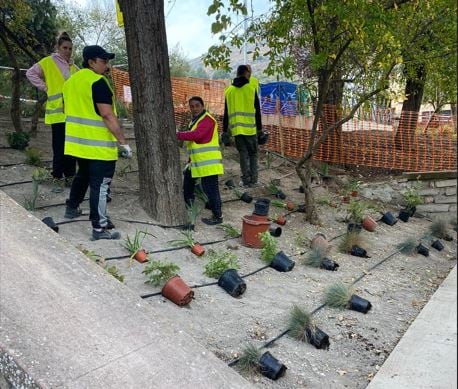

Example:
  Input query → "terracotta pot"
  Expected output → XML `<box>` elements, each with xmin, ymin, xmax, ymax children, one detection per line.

<box><xmin>310</xmin><ymin>233</ymin><xmax>330</xmax><ymax>252</ymax></box>
<box><xmin>191</xmin><ymin>243</ymin><xmax>205</xmax><ymax>256</ymax></box>
<box><xmin>342</xmin><ymin>196</ymin><xmax>350</xmax><ymax>204</ymax></box>
<box><xmin>275</xmin><ymin>216</ymin><xmax>287</xmax><ymax>226</ymax></box>
<box><xmin>286</xmin><ymin>202</ymin><xmax>296</xmax><ymax>211</ymax></box>
<box><xmin>362</xmin><ymin>216</ymin><xmax>377</xmax><ymax>232</ymax></box>
<box><xmin>351</xmin><ymin>191</ymin><xmax>358</xmax><ymax>197</ymax></box>
<box><xmin>134</xmin><ymin>249</ymin><xmax>148</xmax><ymax>263</ymax></box>
<box><xmin>161</xmin><ymin>275</ymin><xmax>194</xmax><ymax>306</ymax></box>
<box><xmin>241</xmin><ymin>214</ymin><xmax>271</xmax><ymax>248</ymax></box>
<box><xmin>251</xmin><ymin>214</ymin><xmax>269</xmax><ymax>222</ymax></box>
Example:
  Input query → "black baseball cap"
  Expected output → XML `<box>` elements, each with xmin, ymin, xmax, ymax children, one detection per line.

<box><xmin>83</xmin><ymin>45</ymin><xmax>115</xmax><ymax>61</ymax></box>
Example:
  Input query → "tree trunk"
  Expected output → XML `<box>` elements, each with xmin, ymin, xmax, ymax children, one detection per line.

<box><xmin>396</xmin><ymin>64</ymin><xmax>426</xmax><ymax>147</ymax></box>
<box><xmin>30</xmin><ymin>94</ymin><xmax>46</xmax><ymax>136</ymax></box>
<box><xmin>0</xmin><ymin>32</ymin><xmax>22</xmax><ymax>132</ymax></box>
<box><xmin>451</xmin><ymin>103</ymin><xmax>457</xmax><ymax>131</ymax></box>
<box><xmin>296</xmin><ymin>155</ymin><xmax>319</xmax><ymax>224</ymax></box>
<box><xmin>119</xmin><ymin>0</ymin><xmax>186</xmax><ymax>225</ymax></box>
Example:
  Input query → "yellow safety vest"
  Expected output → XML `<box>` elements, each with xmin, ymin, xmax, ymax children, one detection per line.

<box><xmin>39</xmin><ymin>56</ymin><xmax>78</xmax><ymax>124</ymax></box>
<box><xmin>224</xmin><ymin>83</ymin><xmax>257</xmax><ymax>136</ymax></box>
<box><xmin>249</xmin><ymin>76</ymin><xmax>260</xmax><ymax>96</ymax></box>
<box><xmin>187</xmin><ymin>112</ymin><xmax>224</xmax><ymax>178</ymax></box>
<box><xmin>63</xmin><ymin>69</ymin><xmax>118</xmax><ymax>161</ymax></box>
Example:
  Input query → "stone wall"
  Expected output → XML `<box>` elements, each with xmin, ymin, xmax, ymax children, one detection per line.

<box><xmin>360</xmin><ymin>171</ymin><xmax>457</xmax><ymax>219</ymax></box>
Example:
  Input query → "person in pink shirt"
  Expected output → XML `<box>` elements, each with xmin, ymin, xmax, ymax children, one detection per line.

<box><xmin>26</xmin><ymin>32</ymin><xmax>78</xmax><ymax>191</ymax></box>
<box><xmin>176</xmin><ymin>96</ymin><xmax>224</xmax><ymax>225</ymax></box>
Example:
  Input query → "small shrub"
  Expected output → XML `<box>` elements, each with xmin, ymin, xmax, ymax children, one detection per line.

<box><xmin>24</xmin><ymin>147</ymin><xmax>43</xmax><ymax>167</ymax></box>
<box><xmin>303</xmin><ymin>248</ymin><xmax>325</xmax><ymax>267</ymax></box>
<box><xmin>324</xmin><ymin>282</ymin><xmax>353</xmax><ymax>308</ymax></box>
<box><xmin>237</xmin><ymin>343</ymin><xmax>261</xmax><ymax>373</ymax></box>
<box><xmin>7</xmin><ymin>131</ymin><xmax>30</xmax><ymax>150</ymax></box>
<box><xmin>396</xmin><ymin>237</ymin><xmax>418</xmax><ymax>255</ymax></box>
<box><xmin>429</xmin><ymin>218</ymin><xmax>449</xmax><ymax>239</ymax></box>
<box><xmin>259</xmin><ymin>231</ymin><xmax>278</xmax><ymax>264</ymax></box>
<box><xmin>31</xmin><ymin>167</ymin><xmax>52</xmax><ymax>183</ymax></box>
<box><xmin>204</xmin><ymin>249</ymin><xmax>239</xmax><ymax>278</ymax></box>
<box><xmin>270</xmin><ymin>199</ymin><xmax>286</xmax><ymax>209</ymax></box>
<box><xmin>106</xmin><ymin>265</ymin><xmax>124</xmax><ymax>283</ymax></box>
<box><xmin>168</xmin><ymin>230</ymin><xmax>196</xmax><ymax>248</ymax></box>
<box><xmin>288</xmin><ymin>305</ymin><xmax>314</xmax><ymax>341</ymax></box>
<box><xmin>344</xmin><ymin>179</ymin><xmax>361</xmax><ymax>194</ymax></box>
<box><xmin>142</xmin><ymin>260</ymin><xmax>180</xmax><ymax>287</ymax></box>
<box><xmin>347</xmin><ymin>199</ymin><xmax>366</xmax><ymax>223</ymax></box>
<box><xmin>402</xmin><ymin>187</ymin><xmax>423</xmax><ymax>209</ymax></box>
<box><xmin>338</xmin><ymin>232</ymin><xmax>363</xmax><ymax>254</ymax></box>
<box><xmin>186</xmin><ymin>201</ymin><xmax>202</xmax><ymax>226</ymax></box>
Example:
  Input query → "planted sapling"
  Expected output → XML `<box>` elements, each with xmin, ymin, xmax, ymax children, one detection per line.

<box><xmin>396</xmin><ymin>237</ymin><xmax>418</xmax><ymax>255</ymax></box>
<box><xmin>204</xmin><ymin>250</ymin><xmax>239</xmax><ymax>278</ymax></box>
<box><xmin>237</xmin><ymin>343</ymin><xmax>261</xmax><ymax>374</ymax></box>
<box><xmin>218</xmin><ymin>223</ymin><xmax>241</xmax><ymax>238</ymax></box>
<box><xmin>429</xmin><ymin>218</ymin><xmax>453</xmax><ymax>241</ymax></box>
<box><xmin>142</xmin><ymin>260</ymin><xmax>180</xmax><ymax>287</ymax></box>
<box><xmin>324</xmin><ymin>282</ymin><xmax>353</xmax><ymax>309</ymax></box>
<box><xmin>259</xmin><ymin>231</ymin><xmax>278</xmax><ymax>264</ymax></box>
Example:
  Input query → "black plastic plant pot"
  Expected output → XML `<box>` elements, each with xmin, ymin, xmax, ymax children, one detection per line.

<box><xmin>299</xmin><ymin>185</ymin><xmax>305</xmax><ymax>193</ymax></box>
<box><xmin>381</xmin><ymin>212</ymin><xmax>397</xmax><ymax>226</ymax></box>
<box><xmin>347</xmin><ymin>223</ymin><xmax>362</xmax><ymax>233</ymax></box>
<box><xmin>398</xmin><ymin>209</ymin><xmax>410</xmax><ymax>222</ymax></box>
<box><xmin>320</xmin><ymin>258</ymin><xmax>339</xmax><ymax>271</ymax></box>
<box><xmin>225</xmin><ymin>179</ymin><xmax>235</xmax><ymax>189</ymax></box>
<box><xmin>431</xmin><ymin>240</ymin><xmax>445</xmax><ymax>251</ymax></box>
<box><xmin>42</xmin><ymin>217</ymin><xmax>59</xmax><ymax>233</ymax></box>
<box><xmin>350</xmin><ymin>245</ymin><xmax>369</xmax><ymax>258</ymax></box>
<box><xmin>443</xmin><ymin>234</ymin><xmax>454</xmax><ymax>242</ymax></box>
<box><xmin>217</xmin><ymin>269</ymin><xmax>247</xmax><ymax>297</ymax></box>
<box><xmin>275</xmin><ymin>190</ymin><xmax>286</xmax><ymax>200</ymax></box>
<box><xmin>270</xmin><ymin>251</ymin><xmax>295</xmax><ymax>272</ymax></box>
<box><xmin>407</xmin><ymin>206</ymin><xmax>416</xmax><ymax>217</ymax></box>
<box><xmin>296</xmin><ymin>203</ymin><xmax>306</xmax><ymax>213</ymax></box>
<box><xmin>254</xmin><ymin>198</ymin><xmax>270</xmax><ymax>216</ymax></box>
<box><xmin>240</xmin><ymin>192</ymin><xmax>253</xmax><ymax>203</ymax></box>
<box><xmin>305</xmin><ymin>326</ymin><xmax>330</xmax><ymax>350</ymax></box>
<box><xmin>259</xmin><ymin>352</ymin><xmax>287</xmax><ymax>380</ymax></box>
<box><xmin>269</xmin><ymin>226</ymin><xmax>282</xmax><ymax>237</ymax></box>
<box><xmin>349</xmin><ymin>294</ymin><xmax>372</xmax><ymax>314</ymax></box>
<box><xmin>416</xmin><ymin>243</ymin><xmax>430</xmax><ymax>257</ymax></box>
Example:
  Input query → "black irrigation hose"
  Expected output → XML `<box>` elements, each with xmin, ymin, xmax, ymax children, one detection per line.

<box><xmin>0</xmin><ymin>160</ymin><xmax>52</xmax><ymax>168</ymax></box>
<box><xmin>34</xmin><ymin>198</ymin><xmax>89</xmax><ymax>210</ymax></box>
<box><xmin>55</xmin><ymin>217</ymin><xmax>90</xmax><ymax>225</ymax></box>
<box><xmin>112</xmin><ymin>217</ymin><xmax>188</xmax><ymax>229</ymax></box>
<box><xmin>0</xmin><ymin>179</ymin><xmax>33</xmax><ymax>188</ymax></box>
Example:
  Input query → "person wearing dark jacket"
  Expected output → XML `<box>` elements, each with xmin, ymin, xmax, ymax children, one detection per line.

<box><xmin>223</xmin><ymin>65</ymin><xmax>262</xmax><ymax>188</ymax></box>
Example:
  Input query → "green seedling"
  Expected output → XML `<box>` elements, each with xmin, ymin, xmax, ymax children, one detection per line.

<box><xmin>168</xmin><ymin>229</ymin><xmax>196</xmax><ymax>248</ymax></box>
<box><xmin>288</xmin><ymin>305</ymin><xmax>314</xmax><ymax>341</ymax></box>
<box><xmin>218</xmin><ymin>223</ymin><xmax>241</xmax><ymax>238</ymax></box>
<box><xmin>402</xmin><ymin>187</ymin><xmax>423</xmax><ymax>209</ymax></box>
<box><xmin>347</xmin><ymin>199</ymin><xmax>366</xmax><ymax>223</ymax></box>
<box><xmin>203</xmin><ymin>249</ymin><xmax>239</xmax><ymax>278</ymax></box>
<box><xmin>7</xmin><ymin>131</ymin><xmax>30</xmax><ymax>150</ymax></box>
<box><xmin>303</xmin><ymin>248</ymin><xmax>325</xmax><ymax>268</ymax></box>
<box><xmin>338</xmin><ymin>232</ymin><xmax>363</xmax><ymax>254</ymax></box>
<box><xmin>237</xmin><ymin>343</ymin><xmax>261</xmax><ymax>374</ymax></box>
<box><xmin>429</xmin><ymin>218</ymin><xmax>450</xmax><ymax>239</ymax></box>
<box><xmin>259</xmin><ymin>231</ymin><xmax>278</xmax><ymax>264</ymax></box>
<box><xmin>24</xmin><ymin>147</ymin><xmax>43</xmax><ymax>167</ymax></box>
<box><xmin>396</xmin><ymin>237</ymin><xmax>418</xmax><ymax>255</ymax></box>
<box><xmin>142</xmin><ymin>260</ymin><xmax>180</xmax><ymax>287</ymax></box>
<box><xmin>324</xmin><ymin>282</ymin><xmax>353</xmax><ymax>309</ymax></box>
<box><xmin>106</xmin><ymin>265</ymin><xmax>125</xmax><ymax>283</ymax></box>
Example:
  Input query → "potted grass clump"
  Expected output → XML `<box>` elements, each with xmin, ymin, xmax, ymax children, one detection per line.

<box><xmin>396</xmin><ymin>237</ymin><xmax>419</xmax><ymax>255</ymax></box>
<box><xmin>169</xmin><ymin>229</ymin><xmax>205</xmax><ymax>256</ymax></box>
<box><xmin>232</xmin><ymin>187</ymin><xmax>253</xmax><ymax>203</ymax></box>
<box><xmin>7</xmin><ymin>131</ymin><xmax>30</xmax><ymax>150</ymax></box>
<box><xmin>24</xmin><ymin>147</ymin><xmax>44</xmax><ymax>167</ymax></box>
<box><xmin>399</xmin><ymin>187</ymin><xmax>423</xmax><ymax>221</ymax></box>
<box><xmin>142</xmin><ymin>260</ymin><xmax>194</xmax><ymax>306</ymax></box>
<box><xmin>287</xmin><ymin>305</ymin><xmax>330</xmax><ymax>349</ymax></box>
<box><xmin>267</xmin><ymin>180</ymin><xmax>286</xmax><ymax>200</ymax></box>
<box><xmin>338</xmin><ymin>232</ymin><xmax>369</xmax><ymax>258</ymax></box>
<box><xmin>429</xmin><ymin>218</ymin><xmax>454</xmax><ymax>242</ymax></box>
<box><xmin>346</xmin><ymin>199</ymin><xmax>366</xmax><ymax>232</ymax></box>
<box><xmin>310</xmin><ymin>233</ymin><xmax>331</xmax><ymax>253</ymax></box>
<box><xmin>122</xmin><ymin>229</ymin><xmax>152</xmax><ymax>263</ymax></box>
<box><xmin>204</xmin><ymin>249</ymin><xmax>245</xmax><ymax>297</ymax></box>
<box><xmin>259</xmin><ymin>231</ymin><xmax>295</xmax><ymax>272</ymax></box>
<box><xmin>303</xmin><ymin>248</ymin><xmax>339</xmax><ymax>271</ymax></box>
<box><xmin>324</xmin><ymin>281</ymin><xmax>372</xmax><ymax>314</ymax></box>
<box><xmin>185</xmin><ymin>201</ymin><xmax>202</xmax><ymax>230</ymax></box>
<box><xmin>237</xmin><ymin>343</ymin><xmax>287</xmax><ymax>380</ymax></box>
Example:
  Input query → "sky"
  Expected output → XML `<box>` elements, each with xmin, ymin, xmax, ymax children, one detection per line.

<box><xmin>71</xmin><ymin>0</ymin><xmax>270</xmax><ymax>59</ymax></box>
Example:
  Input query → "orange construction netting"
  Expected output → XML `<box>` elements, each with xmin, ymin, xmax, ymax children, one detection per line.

<box><xmin>112</xmin><ymin>67</ymin><xmax>457</xmax><ymax>172</ymax></box>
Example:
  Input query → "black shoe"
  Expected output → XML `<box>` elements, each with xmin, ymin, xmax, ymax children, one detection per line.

<box><xmin>201</xmin><ymin>216</ymin><xmax>223</xmax><ymax>226</ymax></box>
<box><xmin>205</xmin><ymin>202</ymin><xmax>212</xmax><ymax>210</ymax></box>
<box><xmin>106</xmin><ymin>194</ymin><xmax>112</xmax><ymax>203</ymax></box>
<box><xmin>106</xmin><ymin>219</ymin><xmax>115</xmax><ymax>229</ymax></box>
<box><xmin>64</xmin><ymin>206</ymin><xmax>83</xmax><ymax>219</ymax></box>
<box><xmin>92</xmin><ymin>228</ymin><xmax>121</xmax><ymax>240</ymax></box>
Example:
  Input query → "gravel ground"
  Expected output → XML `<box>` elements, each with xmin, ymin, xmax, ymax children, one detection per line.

<box><xmin>1</xmin><ymin>119</ymin><xmax>456</xmax><ymax>388</ymax></box>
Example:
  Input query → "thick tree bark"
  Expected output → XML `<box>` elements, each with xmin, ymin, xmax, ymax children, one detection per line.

<box><xmin>0</xmin><ymin>32</ymin><xmax>22</xmax><ymax>132</ymax></box>
<box><xmin>119</xmin><ymin>0</ymin><xmax>186</xmax><ymax>225</ymax></box>
<box><xmin>396</xmin><ymin>64</ymin><xmax>426</xmax><ymax>147</ymax></box>
<box><xmin>30</xmin><ymin>94</ymin><xmax>46</xmax><ymax>136</ymax></box>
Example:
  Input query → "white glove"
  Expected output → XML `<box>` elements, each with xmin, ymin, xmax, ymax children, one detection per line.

<box><xmin>119</xmin><ymin>144</ymin><xmax>132</xmax><ymax>158</ymax></box>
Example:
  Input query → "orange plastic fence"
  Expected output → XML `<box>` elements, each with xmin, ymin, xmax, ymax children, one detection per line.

<box><xmin>111</xmin><ymin>68</ymin><xmax>457</xmax><ymax>172</ymax></box>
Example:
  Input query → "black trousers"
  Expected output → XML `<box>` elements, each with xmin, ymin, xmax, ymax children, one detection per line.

<box><xmin>234</xmin><ymin>134</ymin><xmax>258</xmax><ymax>185</ymax></box>
<box><xmin>183</xmin><ymin>168</ymin><xmax>222</xmax><ymax>218</ymax></box>
<box><xmin>52</xmin><ymin>122</ymin><xmax>76</xmax><ymax>179</ymax></box>
<box><xmin>67</xmin><ymin>158</ymin><xmax>116</xmax><ymax>229</ymax></box>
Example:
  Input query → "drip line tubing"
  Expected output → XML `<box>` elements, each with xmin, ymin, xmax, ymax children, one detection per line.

<box><xmin>0</xmin><ymin>180</ymin><xmax>32</xmax><ymax>188</ymax></box>
<box><xmin>113</xmin><ymin>217</ymin><xmax>188</xmax><ymax>229</ymax></box>
<box><xmin>0</xmin><ymin>160</ymin><xmax>52</xmax><ymax>168</ymax></box>
<box><xmin>34</xmin><ymin>198</ymin><xmax>89</xmax><ymax>210</ymax></box>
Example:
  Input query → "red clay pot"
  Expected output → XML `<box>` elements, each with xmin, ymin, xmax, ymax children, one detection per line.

<box><xmin>351</xmin><ymin>191</ymin><xmax>358</xmax><ymax>197</ymax></box>
<box><xmin>134</xmin><ymin>249</ymin><xmax>148</xmax><ymax>263</ymax></box>
<box><xmin>310</xmin><ymin>233</ymin><xmax>330</xmax><ymax>252</ymax></box>
<box><xmin>242</xmin><ymin>214</ymin><xmax>271</xmax><ymax>248</ymax></box>
<box><xmin>161</xmin><ymin>275</ymin><xmax>194</xmax><ymax>306</ymax></box>
<box><xmin>362</xmin><ymin>216</ymin><xmax>377</xmax><ymax>232</ymax></box>
<box><xmin>274</xmin><ymin>216</ymin><xmax>287</xmax><ymax>226</ymax></box>
<box><xmin>342</xmin><ymin>196</ymin><xmax>350</xmax><ymax>204</ymax></box>
<box><xmin>286</xmin><ymin>202</ymin><xmax>296</xmax><ymax>211</ymax></box>
<box><xmin>251</xmin><ymin>214</ymin><xmax>269</xmax><ymax>222</ymax></box>
<box><xmin>191</xmin><ymin>243</ymin><xmax>205</xmax><ymax>256</ymax></box>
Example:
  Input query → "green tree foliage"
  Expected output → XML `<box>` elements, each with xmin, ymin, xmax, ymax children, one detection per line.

<box><xmin>168</xmin><ymin>43</ymin><xmax>191</xmax><ymax>77</ymax></box>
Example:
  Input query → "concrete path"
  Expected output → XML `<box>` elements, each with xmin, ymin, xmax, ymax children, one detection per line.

<box><xmin>0</xmin><ymin>191</ymin><xmax>252</xmax><ymax>389</ymax></box>
<box><xmin>367</xmin><ymin>265</ymin><xmax>457</xmax><ymax>389</ymax></box>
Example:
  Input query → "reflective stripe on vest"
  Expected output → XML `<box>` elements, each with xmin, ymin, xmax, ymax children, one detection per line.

<box><xmin>224</xmin><ymin>83</ymin><xmax>257</xmax><ymax>136</ymax></box>
<box><xmin>63</xmin><ymin>69</ymin><xmax>118</xmax><ymax>161</ymax></box>
<box><xmin>186</xmin><ymin>112</ymin><xmax>224</xmax><ymax>178</ymax></box>
<box><xmin>39</xmin><ymin>56</ymin><xmax>77</xmax><ymax>124</ymax></box>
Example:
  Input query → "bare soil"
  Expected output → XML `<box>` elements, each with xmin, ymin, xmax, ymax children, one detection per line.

<box><xmin>1</xmin><ymin>118</ymin><xmax>456</xmax><ymax>389</ymax></box>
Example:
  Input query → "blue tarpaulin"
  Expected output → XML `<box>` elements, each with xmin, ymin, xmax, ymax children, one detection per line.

<box><xmin>260</xmin><ymin>82</ymin><xmax>311</xmax><ymax>116</ymax></box>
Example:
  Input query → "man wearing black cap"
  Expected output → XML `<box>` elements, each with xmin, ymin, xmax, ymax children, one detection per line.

<box><xmin>62</xmin><ymin>45</ymin><xmax>131</xmax><ymax>240</ymax></box>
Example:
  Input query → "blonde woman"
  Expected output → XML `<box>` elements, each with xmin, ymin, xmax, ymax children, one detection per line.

<box><xmin>26</xmin><ymin>32</ymin><xmax>78</xmax><ymax>188</ymax></box>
